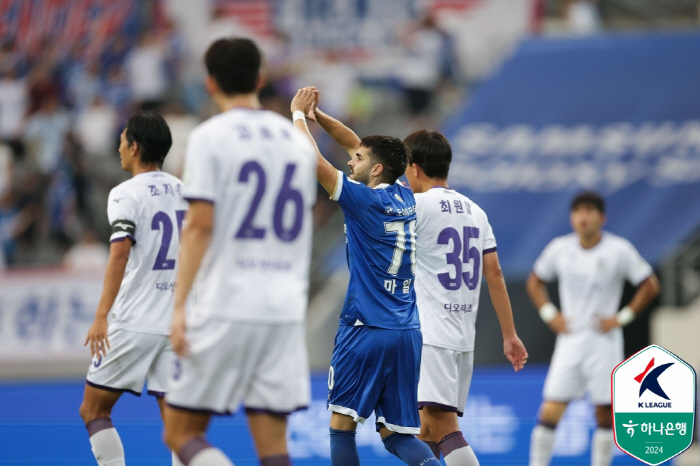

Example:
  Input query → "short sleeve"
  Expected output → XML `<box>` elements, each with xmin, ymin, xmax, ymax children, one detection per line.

<box><xmin>182</xmin><ymin>129</ymin><xmax>218</xmax><ymax>203</ymax></box>
<box><xmin>620</xmin><ymin>240</ymin><xmax>653</xmax><ymax>286</ymax></box>
<box><xmin>533</xmin><ymin>239</ymin><xmax>559</xmax><ymax>282</ymax></box>
<box><xmin>330</xmin><ymin>170</ymin><xmax>376</xmax><ymax>217</ymax></box>
<box><xmin>482</xmin><ymin>214</ymin><xmax>497</xmax><ymax>255</ymax></box>
<box><xmin>107</xmin><ymin>188</ymin><xmax>138</xmax><ymax>244</ymax></box>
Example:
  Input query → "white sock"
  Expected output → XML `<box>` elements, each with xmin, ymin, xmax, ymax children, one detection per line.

<box><xmin>89</xmin><ymin>427</ymin><xmax>126</xmax><ymax>466</ymax></box>
<box><xmin>529</xmin><ymin>424</ymin><xmax>556</xmax><ymax>466</ymax></box>
<box><xmin>172</xmin><ymin>450</ymin><xmax>185</xmax><ymax>466</ymax></box>
<box><xmin>591</xmin><ymin>428</ymin><xmax>613</xmax><ymax>466</ymax></box>
<box><xmin>444</xmin><ymin>444</ymin><xmax>480</xmax><ymax>466</ymax></box>
<box><xmin>189</xmin><ymin>447</ymin><xmax>235</xmax><ymax>466</ymax></box>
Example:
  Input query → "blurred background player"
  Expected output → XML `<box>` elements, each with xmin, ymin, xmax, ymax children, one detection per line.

<box><xmin>291</xmin><ymin>87</ymin><xmax>439</xmax><ymax>466</ymax></box>
<box><xmin>79</xmin><ymin>112</ymin><xmax>186</xmax><ymax>466</ymax></box>
<box><xmin>527</xmin><ymin>190</ymin><xmax>660</xmax><ymax>466</ymax></box>
<box><xmin>403</xmin><ymin>129</ymin><xmax>528</xmax><ymax>466</ymax></box>
<box><xmin>163</xmin><ymin>38</ymin><xmax>317</xmax><ymax>466</ymax></box>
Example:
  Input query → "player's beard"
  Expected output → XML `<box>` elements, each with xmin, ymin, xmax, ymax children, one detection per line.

<box><xmin>350</xmin><ymin>166</ymin><xmax>371</xmax><ymax>185</ymax></box>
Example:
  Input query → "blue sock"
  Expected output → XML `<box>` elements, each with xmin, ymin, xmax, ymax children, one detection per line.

<box><xmin>330</xmin><ymin>428</ymin><xmax>360</xmax><ymax>466</ymax></box>
<box><xmin>382</xmin><ymin>433</ymin><xmax>440</xmax><ymax>466</ymax></box>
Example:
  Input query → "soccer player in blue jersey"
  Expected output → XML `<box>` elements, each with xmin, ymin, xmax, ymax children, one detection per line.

<box><xmin>291</xmin><ymin>87</ymin><xmax>439</xmax><ymax>466</ymax></box>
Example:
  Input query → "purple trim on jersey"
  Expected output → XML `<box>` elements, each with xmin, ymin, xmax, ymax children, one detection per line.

<box><xmin>483</xmin><ymin>247</ymin><xmax>497</xmax><ymax>255</ymax></box>
<box><xmin>110</xmin><ymin>234</ymin><xmax>136</xmax><ymax>245</ymax></box>
<box><xmin>438</xmin><ymin>431</ymin><xmax>469</xmax><ymax>456</ymax></box>
<box><xmin>166</xmin><ymin>402</ymin><xmax>233</xmax><ymax>416</ymax></box>
<box><xmin>86</xmin><ymin>380</ymin><xmax>141</xmax><ymax>397</ymax></box>
<box><xmin>184</xmin><ymin>196</ymin><xmax>215</xmax><ymax>204</ymax></box>
<box><xmin>429</xmin><ymin>186</ymin><xmax>452</xmax><ymax>190</ymax></box>
<box><xmin>85</xmin><ymin>417</ymin><xmax>114</xmax><ymax>436</ymax></box>
<box><xmin>244</xmin><ymin>405</ymin><xmax>309</xmax><ymax>416</ymax></box>
<box><xmin>418</xmin><ymin>401</ymin><xmax>464</xmax><ymax>417</ymax></box>
<box><xmin>147</xmin><ymin>389</ymin><xmax>165</xmax><ymax>398</ymax></box>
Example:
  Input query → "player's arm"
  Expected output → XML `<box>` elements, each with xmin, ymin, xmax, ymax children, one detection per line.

<box><xmin>171</xmin><ymin>201</ymin><xmax>213</xmax><ymax>356</ymax></box>
<box><xmin>313</xmin><ymin>107</ymin><xmax>362</xmax><ymax>158</ymax></box>
<box><xmin>526</xmin><ymin>271</ymin><xmax>569</xmax><ymax>334</ymax></box>
<box><xmin>483</xmin><ymin>251</ymin><xmax>528</xmax><ymax>371</ymax></box>
<box><xmin>599</xmin><ymin>274</ymin><xmax>660</xmax><ymax>332</ymax></box>
<box><xmin>84</xmin><ymin>239</ymin><xmax>131</xmax><ymax>357</ymax></box>
<box><xmin>291</xmin><ymin>88</ymin><xmax>338</xmax><ymax>195</ymax></box>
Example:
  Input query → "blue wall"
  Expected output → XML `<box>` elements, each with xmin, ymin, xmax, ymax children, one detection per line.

<box><xmin>0</xmin><ymin>367</ymin><xmax>650</xmax><ymax>465</ymax></box>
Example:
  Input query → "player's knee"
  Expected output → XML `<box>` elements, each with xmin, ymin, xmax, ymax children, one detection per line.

<box><xmin>79</xmin><ymin>401</ymin><xmax>108</xmax><ymax>424</ymax></box>
<box><xmin>163</xmin><ymin>425</ymin><xmax>183</xmax><ymax>452</ymax></box>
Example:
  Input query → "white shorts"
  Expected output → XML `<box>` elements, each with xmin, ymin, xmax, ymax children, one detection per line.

<box><xmin>543</xmin><ymin>334</ymin><xmax>623</xmax><ymax>406</ymax></box>
<box><xmin>166</xmin><ymin>319</ymin><xmax>310</xmax><ymax>415</ymax></box>
<box><xmin>86</xmin><ymin>327</ymin><xmax>174</xmax><ymax>397</ymax></box>
<box><xmin>417</xmin><ymin>344</ymin><xmax>473</xmax><ymax>416</ymax></box>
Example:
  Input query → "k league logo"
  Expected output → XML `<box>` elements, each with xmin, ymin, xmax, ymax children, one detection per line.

<box><xmin>612</xmin><ymin>345</ymin><xmax>696</xmax><ymax>465</ymax></box>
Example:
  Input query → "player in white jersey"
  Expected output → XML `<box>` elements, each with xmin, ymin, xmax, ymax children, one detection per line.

<box><xmin>79</xmin><ymin>112</ymin><xmax>187</xmax><ymax>466</ymax></box>
<box><xmin>162</xmin><ymin>39</ymin><xmax>317</xmax><ymax>466</ymax></box>
<box><xmin>402</xmin><ymin>130</ymin><xmax>528</xmax><ymax>466</ymax></box>
<box><xmin>527</xmin><ymin>191</ymin><xmax>660</xmax><ymax>466</ymax></box>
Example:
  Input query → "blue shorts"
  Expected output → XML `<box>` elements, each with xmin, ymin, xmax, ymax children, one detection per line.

<box><xmin>327</xmin><ymin>325</ymin><xmax>422</xmax><ymax>434</ymax></box>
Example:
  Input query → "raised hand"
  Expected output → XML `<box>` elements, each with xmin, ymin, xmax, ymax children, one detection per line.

<box><xmin>291</xmin><ymin>87</ymin><xmax>319</xmax><ymax>120</ymax></box>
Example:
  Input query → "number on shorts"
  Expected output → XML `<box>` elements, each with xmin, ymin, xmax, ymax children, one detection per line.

<box><xmin>328</xmin><ymin>366</ymin><xmax>335</xmax><ymax>390</ymax></box>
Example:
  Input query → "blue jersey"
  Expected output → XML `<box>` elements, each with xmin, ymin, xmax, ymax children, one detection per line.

<box><xmin>330</xmin><ymin>171</ymin><xmax>419</xmax><ymax>329</ymax></box>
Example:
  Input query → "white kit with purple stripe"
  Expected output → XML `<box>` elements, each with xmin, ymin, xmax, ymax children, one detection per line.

<box><xmin>107</xmin><ymin>170</ymin><xmax>188</xmax><ymax>335</ymax></box>
<box><xmin>413</xmin><ymin>187</ymin><xmax>497</xmax><ymax>352</ymax></box>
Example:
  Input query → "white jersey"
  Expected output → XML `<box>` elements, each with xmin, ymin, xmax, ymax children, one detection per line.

<box><xmin>182</xmin><ymin>108</ymin><xmax>316</xmax><ymax>323</ymax></box>
<box><xmin>533</xmin><ymin>232</ymin><xmax>653</xmax><ymax>335</ymax></box>
<box><xmin>414</xmin><ymin>187</ymin><xmax>497</xmax><ymax>351</ymax></box>
<box><xmin>107</xmin><ymin>171</ymin><xmax>187</xmax><ymax>335</ymax></box>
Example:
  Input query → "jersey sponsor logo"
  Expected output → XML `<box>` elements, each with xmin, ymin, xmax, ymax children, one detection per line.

<box><xmin>111</xmin><ymin>218</ymin><xmax>136</xmax><ymax>234</ymax></box>
<box><xmin>112</xmin><ymin>197</ymin><xmax>124</xmax><ymax>203</ymax></box>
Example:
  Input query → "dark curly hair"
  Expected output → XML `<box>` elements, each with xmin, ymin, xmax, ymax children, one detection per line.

<box><xmin>360</xmin><ymin>135</ymin><xmax>409</xmax><ymax>185</ymax></box>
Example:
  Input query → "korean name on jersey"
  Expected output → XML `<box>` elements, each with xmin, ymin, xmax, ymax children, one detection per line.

<box><xmin>414</xmin><ymin>188</ymin><xmax>497</xmax><ymax>352</ymax></box>
<box><xmin>107</xmin><ymin>171</ymin><xmax>188</xmax><ymax>335</ymax></box>
<box><xmin>181</xmin><ymin>109</ymin><xmax>317</xmax><ymax>324</ymax></box>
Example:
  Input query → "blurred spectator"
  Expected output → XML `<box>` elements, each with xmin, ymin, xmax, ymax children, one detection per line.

<box><xmin>104</xmin><ymin>66</ymin><xmax>132</xmax><ymax>113</ymax></box>
<box><xmin>396</xmin><ymin>14</ymin><xmax>447</xmax><ymax>117</ymax></box>
<box><xmin>0</xmin><ymin>70</ymin><xmax>28</xmax><ymax>144</ymax></box>
<box><xmin>162</xmin><ymin>103</ymin><xmax>199</xmax><ymax>177</ymax></box>
<box><xmin>124</xmin><ymin>32</ymin><xmax>168</xmax><ymax>109</ymax></box>
<box><xmin>0</xmin><ymin>40</ymin><xmax>20</xmax><ymax>75</ymax></box>
<box><xmin>62</xmin><ymin>132</ymin><xmax>92</xmax><ymax>223</ymax></box>
<box><xmin>27</xmin><ymin>63</ymin><xmax>61</xmax><ymax>115</ymax></box>
<box><xmin>75</xmin><ymin>97</ymin><xmax>118</xmax><ymax>159</ymax></box>
<box><xmin>66</xmin><ymin>61</ymin><xmax>102</xmax><ymax>111</ymax></box>
<box><xmin>0</xmin><ymin>143</ymin><xmax>13</xmax><ymax>201</ymax></box>
<box><xmin>296</xmin><ymin>49</ymin><xmax>358</xmax><ymax>121</ymax></box>
<box><xmin>0</xmin><ymin>190</ymin><xmax>34</xmax><ymax>266</ymax></box>
<box><xmin>63</xmin><ymin>228</ymin><xmax>108</xmax><ymax>272</ymax></box>
<box><xmin>47</xmin><ymin>163</ymin><xmax>79</xmax><ymax>247</ymax></box>
<box><xmin>23</xmin><ymin>95</ymin><xmax>71</xmax><ymax>174</ymax></box>
<box><xmin>162</xmin><ymin>20</ymin><xmax>187</xmax><ymax>86</ymax></box>
<box><xmin>99</xmin><ymin>35</ymin><xmax>130</xmax><ymax>75</ymax></box>
<box><xmin>567</xmin><ymin>0</ymin><xmax>602</xmax><ymax>34</ymax></box>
